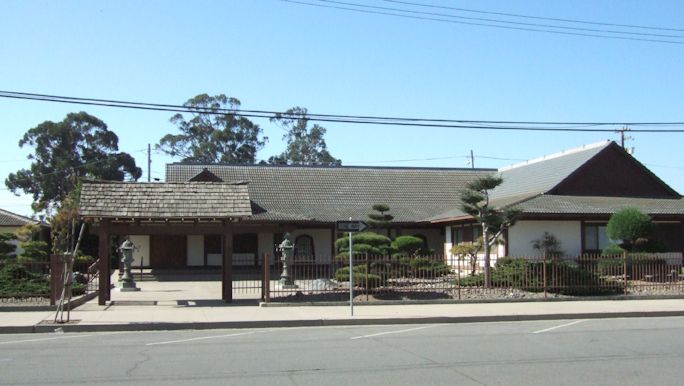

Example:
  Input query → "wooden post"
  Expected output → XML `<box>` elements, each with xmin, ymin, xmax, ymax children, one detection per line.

<box><xmin>98</xmin><ymin>220</ymin><xmax>111</xmax><ymax>305</ymax></box>
<box><xmin>222</xmin><ymin>222</ymin><xmax>233</xmax><ymax>302</ymax></box>
<box><xmin>263</xmin><ymin>253</ymin><xmax>270</xmax><ymax>303</ymax></box>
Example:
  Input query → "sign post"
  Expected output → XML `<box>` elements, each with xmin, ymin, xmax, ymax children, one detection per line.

<box><xmin>348</xmin><ymin>217</ymin><xmax>353</xmax><ymax>316</ymax></box>
<box><xmin>337</xmin><ymin>219</ymin><xmax>368</xmax><ymax>316</ymax></box>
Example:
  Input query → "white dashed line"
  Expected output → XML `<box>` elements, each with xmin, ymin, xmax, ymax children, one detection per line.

<box><xmin>146</xmin><ymin>331</ymin><xmax>257</xmax><ymax>346</ymax></box>
<box><xmin>0</xmin><ymin>334</ymin><xmax>93</xmax><ymax>345</ymax></box>
<box><xmin>532</xmin><ymin>320</ymin><xmax>586</xmax><ymax>334</ymax></box>
<box><xmin>350</xmin><ymin>325</ymin><xmax>441</xmax><ymax>340</ymax></box>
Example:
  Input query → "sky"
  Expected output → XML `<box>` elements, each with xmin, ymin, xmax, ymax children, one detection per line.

<box><xmin>1</xmin><ymin>0</ymin><xmax>683</xmax><ymax>218</ymax></box>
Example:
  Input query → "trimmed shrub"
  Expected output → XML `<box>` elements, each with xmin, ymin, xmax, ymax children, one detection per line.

<box><xmin>335</xmin><ymin>232</ymin><xmax>392</xmax><ymax>256</ymax></box>
<box><xmin>607</xmin><ymin>208</ymin><xmax>654</xmax><ymax>251</ymax></box>
<box><xmin>0</xmin><ymin>263</ymin><xmax>49</xmax><ymax>298</ymax></box>
<box><xmin>392</xmin><ymin>236</ymin><xmax>424</xmax><ymax>256</ymax></box>
<box><xmin>334</xmin><ymin>266</ymin><xmax>384</xmax><ymax>289</ymax></box>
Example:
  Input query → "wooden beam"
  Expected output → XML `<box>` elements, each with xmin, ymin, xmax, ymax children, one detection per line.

<box><xmin>97</xmin><ymin>219</ymin><xmax>111</xmax><ymax>306</ymax></box>
<box><xmin>222</xmin><ymin>222</ymin><xmax>234</xmax><ymax>302</ymax></box>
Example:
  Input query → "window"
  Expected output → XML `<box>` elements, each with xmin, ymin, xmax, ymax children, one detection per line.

<box><xmin>295</xmin><ymin>235</ymin><xmax>315</xmax><ymax>260</ymax></box>
<box><xmin>452</xmin><ymin>227</ymin><xmax>464</xmax><ymax>245</ymax></box>
<box><xmin>584</xmin><ymin>224</ymin><xmax>610</xmax><ymax>252</ymax></box>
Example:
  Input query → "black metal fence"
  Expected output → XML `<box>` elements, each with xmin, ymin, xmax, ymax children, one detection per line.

<box><xmin>262</xmin><ymin>253</ymin><xmax>684</xmax><ymax>302</ymax></box>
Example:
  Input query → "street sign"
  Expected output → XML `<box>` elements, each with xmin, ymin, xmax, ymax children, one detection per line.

<box><xmin>336</xmin><ymin>220</ymin><xmax>368</xmax><ymax>233</ymax></box>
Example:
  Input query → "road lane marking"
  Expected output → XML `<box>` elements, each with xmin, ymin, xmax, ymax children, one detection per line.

<box><xmin>146</xmin><ymin>331</ymin><xmax>257</xmax><ymax>346</ymax></box>
<box><xmin>350</xmin><ymin>325</ymin><xmax>441</xmax><ymax>340</ymax></box>
<box><xmin>532</xmin><ymin>320</ymin><xmax>586</xmax><ymax>334</ymax></box>
<box><xmin>0</xmin><ymin>334</ymin><xmax>93</xmax><ymax>345</ymax></box>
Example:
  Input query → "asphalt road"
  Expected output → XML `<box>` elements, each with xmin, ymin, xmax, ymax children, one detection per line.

<box><xmin>2</xmin><ymin>317</ymin><xmax>684</xmax><ymax>385</ymax></box>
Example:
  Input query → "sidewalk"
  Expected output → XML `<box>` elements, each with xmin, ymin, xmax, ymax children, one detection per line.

<box><xmin>3</xmin><ymin>296</ymin><xmax>684</xmax><ymax>334</ymax></box>
<box><xmin>3</xmin><ymin>279</ymin><xmax>684</xmax><ymax>333</ymax></box>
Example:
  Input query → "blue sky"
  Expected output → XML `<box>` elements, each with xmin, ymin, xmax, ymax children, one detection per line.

<box><xmin>1</xmin><ymin>0</ymin><xmax>683</xmax><ymax>217</ymax></box>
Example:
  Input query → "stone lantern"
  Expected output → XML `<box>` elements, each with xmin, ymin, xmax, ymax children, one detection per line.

<box><xmin>278</xmin><ymin>233</ymin><xmax>297</xmax><ymax>288</ymax></box>
<box><xmin>119</xmin><ymin>238</ymin><xmax>140</xmax><ymax>292</ymax></box>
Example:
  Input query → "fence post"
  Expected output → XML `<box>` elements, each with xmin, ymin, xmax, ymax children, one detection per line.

<box><xmin>365</xmin><ymin>253</ymin><xmax>369</xmax><ymax>301</ymax></box>
<box><xmin>456</xmin><ymin>255</ymin><xmax>461</xmax><ymax>300</ymax></box>
<box><xmin>543</xmin><ymin>252</ymin><xmax>548</xmax><ymax>299</ymax></box>
<box><xmin>623</xmin><ymin>250</ymin><xmax>628</xmax><ymax>295</ymax></box>
<box><xmin>263</xmin><ymin>253</ymin><xmax>270</xmax><ymax>303</ymax></box>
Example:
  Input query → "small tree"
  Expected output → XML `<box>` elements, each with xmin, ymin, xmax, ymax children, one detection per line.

<box><xmin>368</xmin><ymin>204</ymin><xmax>394</xmax><ymax>236</ymax></box>
<box><xmin>15</xmin><ymin>224</ymin><xmax>48</xmax><ymax>263</ymax></box>
<box><xmin>531</xmin><ymin>232</ymin><xmax>564</xmax><ymax>258</ymax></box>
<box><xmin>392</xmin><ymin>235</ymin><xmax>424</xmax><ymax>257</ymax></box>
<box><xmin>460</xmin><ymin>175</ymin><xmax>519</xmax><ymax>287</ymax></box>
<box><xmin>452</xmin><ymin>239</ymin><xmax>483</xmax><ymax>276</ymax></box>
<box><xmin>335</xmin><ymin>232</ymin><xmax>392</xmax><ymax>257</ymax></box>
<box><xmin>606</xmin><ymin>208</ymin><xmax>654</xmax><ymax>252</ymax></box>
<box><xmin>0</xmin><ymin>233</ymin><xmax>17</xmax><ymax>261</ymax></box>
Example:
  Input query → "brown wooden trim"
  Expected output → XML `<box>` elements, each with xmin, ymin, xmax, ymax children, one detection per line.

<box><xmin>97</xmin><ymin>219</ymin><xmax>111</xmax><ymax>306</ymax></box>
<box><xmin>222</xmin><ymin>222</ymin><xmax>233</xmax><ymax>302</ymax></box>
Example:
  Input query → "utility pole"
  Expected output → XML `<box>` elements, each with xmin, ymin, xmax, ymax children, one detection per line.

<box><xmin>470</xmin><ymin>150</ymin><xmax>475</xmax><ymax>169</ymax></box>
<box><xmin>619</xmin><ymin>125</ymin><xmax>632</xmax><ymax>149</ymax></box>
<box><xmin>147</xmin><ymin>143</ymin><xmax>151</xmax><ymax>182</ymax></box>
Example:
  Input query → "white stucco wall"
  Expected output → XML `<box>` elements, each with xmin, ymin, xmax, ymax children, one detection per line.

<box><xmin>507</xmin><ymin>220</ymin><xmax>582</xmax><ymax>258</ymax></box>
<box><xmin>186</xmin><ymin>235</ymin><xmax>204</xmax><ymax>266</ymax></box>
<box><xmin>444</xmin><ymin>226</ymin><xmax>453</xmax><ymax>259</ymax></box>
<box><xmin>291</xmin><ymin>228</ymin><xmax>333</xmax><ymax>262</ymax></box>
<box><xmin>128</xmin><ymin>235</ymin><xmax>150</xmax><ymax>267</ymax></box>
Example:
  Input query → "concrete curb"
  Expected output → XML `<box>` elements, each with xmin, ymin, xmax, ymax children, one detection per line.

<box><xmin>4</xmin><ymin>310</ymin><xmax>684</xmax><ymax>334</ymax></box>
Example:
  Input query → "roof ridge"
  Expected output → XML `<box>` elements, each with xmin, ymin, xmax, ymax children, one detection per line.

<box><xmin>81</xmin><ymin>179</ymin><xmax>249</xmax><ymax>185</ymax></box>
<box><xmin>0</xmin><ymin>208</ymin><xmax>40</xmax><ymax>225</ymax></box>
<box><xmin>498</xmin><ymin>140</ymin><xmax>612</xmax><ymax>172</ymax></box>
<box><xmin>168</xmin><ymin>163</ymin><xmax>496</xmax><ymax>172</ymax></box>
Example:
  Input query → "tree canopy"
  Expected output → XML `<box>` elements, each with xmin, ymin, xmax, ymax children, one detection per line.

<box><xmin>368</xmin><ymin>204</ymin><xmax>394</xmax><ymax>230</ymax></box>
<box><xmin>460</xmin><ymin>175</ymin><xmax>519</xmax><ymax>286</ymax></box>
<box><xmin>268</xmin><ymin>107</ymin><xmax>341</xmax><ymax>166</ymax></box>
<box><xmin>5</xmin><ymin>112</ymin><xmax>142</xmax><ymax>212</ymax></box>
<box><xmin>606</xmin><ymin>208</ymin><xmax>654</xmax><ymax>251</ymax></box>
<box><xmin>157</xmin><ymin>94</ymin><xmax>266</xmax><ymax>164</ymax></box>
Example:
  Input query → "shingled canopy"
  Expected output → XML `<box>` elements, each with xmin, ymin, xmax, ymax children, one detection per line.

<box><xmin>80</xmin><ymin>180</ymin><xmax>252</xmax><ymax>221</ymax></box>
<box><xmin>80</xmin><ymin>180</ymin><xmax>252</xmax><ymax>304</ymax></box>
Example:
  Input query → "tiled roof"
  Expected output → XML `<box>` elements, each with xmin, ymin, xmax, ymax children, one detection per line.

<box><xmin>166</xmin><ymin>164</ymin><xmax>493</xmax><ymax>223</ymax></box>
<box><xmin>491</xmin><ymin>141</ymin><xmax>610</xmax><ymax>202</ymax></box>
<box><xmin>0</xmin><ymin>209</ymin><xmax>42</xmax><ymax>227</ymax></box>
<box><xmin>79</xmin><ymin>181</ymin><xmax>252</xmax><ymax>219</ymax></box>
<box><xmin>514</xmin><ymin>195</ymin><xmax>684</xmax><ymax>216</ymax></box>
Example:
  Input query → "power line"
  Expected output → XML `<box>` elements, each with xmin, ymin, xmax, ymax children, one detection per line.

<box><xmin>380</xmin><ymin>0</ymin><xmax>684</xmax><ymax>32</ymax></box>
<box><xmin>311</xmin><ymin>0</ymin><xmax>684</xmax><ymax>39</ymax></box>
<box><xmin>2</xmin><ymin>90</ymin><xmax>684</xmax><ymax>132</ymax></box>
<box><xmin>280</xmin><ymin>0</ymin><xmax>684</xmax><ymax>45</ymax></box>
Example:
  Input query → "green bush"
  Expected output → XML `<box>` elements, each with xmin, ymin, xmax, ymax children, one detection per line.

<box><xmin>391</xmin><ymin>236</ymin><xmax>424</xmax><ymax>256</ymax></box>
<box><xmin>602</xmin><ymin>244</ymin><xmax>625</xmax><ymax>256</ymax></box>
<box><xmin>606</xmin><ymin>208</ymin><xmax>654</xmax><ymax>251</ymax></box>
<box><xmin>457</xmin><ymin>273</ymin><xmax>484</xmax><ymax>286</ymax></box>
<box><xmin>335</xmin><ymin>232</ymin><xmax>392</xmax><ymax>256</ymax></box>
<box><xmin>0</xmin><ymin>263</ymin><xmax>49</xmax><ymax>298</ymax></box>
<box><xmin>456</xmin><ymin>257</ymin><xmax>619</xmax><ymax>296</ymax></box>
<box><xmin>404</xmin><ymin>257</ymin><xmax>450</xmax><ymax>278</ymax></box>
<box><xmin>334</xmin><ymin>266</ymin><xmax>384</xmax><ymax>289</ymax></box>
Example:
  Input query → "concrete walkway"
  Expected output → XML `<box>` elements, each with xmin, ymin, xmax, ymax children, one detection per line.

<box><xmin>3</xmin><ymin>278</ymin><xmax>684</xmax><ymax>333</ymax></box>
